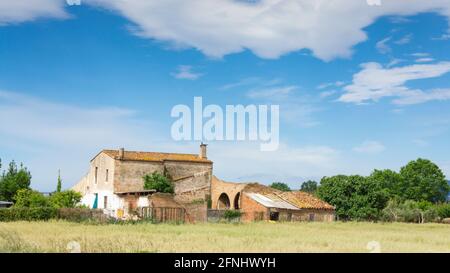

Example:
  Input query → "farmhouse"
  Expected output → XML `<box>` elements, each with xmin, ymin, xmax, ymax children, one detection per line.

<box><xmin>73</xmin><ymin>144</ymin><xmax>335</xmax><ymax>222</ymax></box>
<box><xmin>72</xmin><ymin>144</ymin><xmax>212</xmax><ymax>221</ymax></box>
<box><xmin>211</xmin><ymin>176</ymin><xmax>335</xmax><ymax>222</ymax></box>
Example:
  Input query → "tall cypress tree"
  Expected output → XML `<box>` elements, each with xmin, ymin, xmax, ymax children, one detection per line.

<box><xmin>56</xmin><ymin>170</ymin><xmax>62</xmax><ymax>193</ymax></box>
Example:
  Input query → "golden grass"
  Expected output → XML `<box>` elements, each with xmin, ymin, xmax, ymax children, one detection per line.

<box><xmin>0</xmin><ymin>221</ymin><xmax>449</xmax><ymax>253</ymax></box>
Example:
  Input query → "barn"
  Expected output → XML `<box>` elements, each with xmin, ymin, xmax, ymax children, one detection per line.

<box><xmin>211</xmin><ymin>176</ymin><xmax>335</xmax><ymax>222</ymax></box>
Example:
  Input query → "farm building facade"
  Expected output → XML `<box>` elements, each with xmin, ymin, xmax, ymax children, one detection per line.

<box><xmin>73</xmin><ymin>144</ymin><xmax>335</xmax><ymax>222</ymax></box>
<box><xmin>72</xmin><ymin>144</ymin><xmax>211</xmax><ymax>221</ymax></box>
<box><xmin>211</xmin><ymin>177</ymin><xmax>335</xmax><ymax>222</ymax></box>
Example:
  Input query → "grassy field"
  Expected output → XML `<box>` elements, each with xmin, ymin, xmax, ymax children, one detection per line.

<box><xmin>0</xmin><ymin>221</ymin><xmax>449</xmax><ymax>253</ymax></box>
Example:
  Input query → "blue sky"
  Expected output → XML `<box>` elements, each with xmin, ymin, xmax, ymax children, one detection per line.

<box><xmin>1</xmin><ymin>1</ymin><xmax>450</xmax><ymax>191</ymax></box>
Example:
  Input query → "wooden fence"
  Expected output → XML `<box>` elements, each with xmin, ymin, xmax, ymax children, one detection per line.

<box><xmin>140</xmin><ymin>207</ymin><xmax>185</xmax><ymax>223</ymax></box>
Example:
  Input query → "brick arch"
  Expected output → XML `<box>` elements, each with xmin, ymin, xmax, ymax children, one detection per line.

<box><xmin>211</xmin><ymin>176</ymin><xmax>247</xmax><ymax>209</ymax></box>
<box><xmin>217</xmin><ymin>193</ymin><xmax>231</xmax><ymax>209</ymax></box>
<box><xmin>234</xmin><ymin>192</ymin><xmax>241</xmax><ymax>209</ymax></box>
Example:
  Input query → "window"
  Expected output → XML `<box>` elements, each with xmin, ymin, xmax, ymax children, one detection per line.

<box><xmin>104</xmin><ymin>196</ymin><xmax>108</xmax><ymax>209</ymax></box>
<box><xmin>94</xmin><ymin>167</ymin><xmax>98</xmax><ymax>184</ymax></box>
<box><xmin>270</xmin><ymin>211</ymin><xmax>279</xmax><ymax>221</ymax></box>
<box><xmin>106</xmin><ymin>169</ymin><xmax>109</xmax><ymax>182</ymax></box>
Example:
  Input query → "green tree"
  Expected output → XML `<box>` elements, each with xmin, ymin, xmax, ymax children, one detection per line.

<box><xmin>143</xmin><ymin>171</ymin><xmax>174</xmax><ymax>193</ymax></box>
<box><xmin>270</xmin><ymin>182</ymin><xmax>291</xmax><ymax>192</ymax></box>
<box><xmin>56</xmin><ymin>170</ymin><xmax>62</xmax><ymax>193</ymax></box>
<box><xmin>50</xmin><ymin>190</ymin><xmax>82</xmax><ymax>208</ymax></box>
<box><xmin>368</xmin><ymin>169</ymin><xmax>402</xmax><ymax>198</ymax></box>
<box><xmin>300</xmin><ymin>180</ymin><xmax>318</xmax><ymax>194</ymax></box>
<box><xmin>0</xmin><ymin>161</ymin><xmax>32</xmax><ymax>202</ymax></box>
<box><xmin>399</xmin><ymin>158</ymin><xmax>449</xmax><ymax>203</ymax></box>
<box><xmin>317</xmin><ymin>175</ymin><xmax>389</xmax><ymax>221</ymax></box>
<box><xmin>13</xmin><ymin>189</ymin><xmax>50</xmax><ymax>208</ymax></box>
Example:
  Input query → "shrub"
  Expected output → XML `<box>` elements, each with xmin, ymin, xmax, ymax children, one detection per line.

<box><xmin>435</xmin><ymin>203</ymin><xmax>450</xmax><ymax>219</ymax></box>
<box><xmin>0</xmin><ymin>207</ymin><xmax>57</xmax><ymax>222</ymax></box>
<box><xmin>50</xmin><ymin>190</ymin><xmax>82</xmax><ymax>208</ymax></box>
<box><xmin>382</xmin><ymin>200</ymin><xmax>439</xmax><ymax>223</ymax></box>
<box><xmin>57</xmin><ymin>208</ymin><xmax>107</xmax><ymax>223</ymax></box>
<box><xmin>223</xmin><ymin>210</ymin><xmax>242</xmax><ymax>220</ymax></box>
<box><xmin>13</xmin><ymin>189</ymin><xmax>51</xmax><ymax>208</ymax></box>
<box><xmin>143</xmin><ymin>171</ymin><xmax>174</xmax><ymax>193</ymax></box>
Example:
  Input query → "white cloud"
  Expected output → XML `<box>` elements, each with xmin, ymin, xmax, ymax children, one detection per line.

<box><xmin>82</xmin><ymin>0</ymin><xmax>450</xmax><ymax>61</ymax></box>
<box><xmin>220</xmin><ymin>77</ymin><xmax>263</xmax><ymax>90</ymax></box>
<box><xmin>317</xmin><ymin>81</ymin><xmax>345</xmax><ymax>90</ymax></box>
<box><xmin>171</xmin><ymin>65</ymin><xmax>202</xmax><ymax>80</ymax></box>
<box><xmin>353</xmin><ymin>140</ymin><xmax>385</xmax><ymax>154</ymax></box>
<box><xmin>339</xmin><ymin>61</ymin><xmax>450</xmax><ymax>105</ymax></box>
<box><xmin>0</xmin><ymin>90</ymin><xmax>339</xmax><ymax>190</ymax></box>
<box><xmin>247</xmin><ymin>85</ymin><xmax>297</xmax><ymax>99</ymax></box>
<box><xmin>386</xmin><ymin>58</ymin><xmax>405</xmax><ymax>68</ymax></box>
<box><xmin>410</xmin><ymin>52</ymin><xmax>430</xmax><ymax>57</ymax></box>
<box><xmin>319</xmin><ymin>90</ymin><xmax>337</xmax><ymax>99</ymax></box>
<box><xmin>376</xmin><ymin>37</ymin><xmax>392</xmax><ymax>54</ymax></box>
<box><xmin>394</xmin><ymin>33</ymin><xmax>412</xmax><ymax>45</ymax></box>
<box><xmin>392</xmin><ymin>88</ymin><xmax>450</xmax><ymax>105</ymax></box>
<box><xmin>246</xmin><ymin>85</ymin><xmax>320</xmax><ymax>127</ymax></box>
<box><xmin>210</xmin><ymin>142</ymin><xmax>340</xmax><ymax>184</ymax></box>
<box><xmin>389</xmin><ymin>16</ymin><xmax>413</xmax><ymax>24</ymax></box>
<box><xmin>0</xmin><ymin>0</ymin><xmax>68</xmax><ymax>25</ymax></box>
<box><xmin>2</xmin><ymin>1</ymin><xmax>450</xmax><ymax>61</ymax></box>
<box><xmin>415</xmin><ymin>57</ymin><xmax>435</xmax><ymax>63</ymax></box>
<box><xmin>0</xmin><ymin>90</ymin><xmax>165</xmax><ymax>190</ymax></box>
<box><xmin>432</xmin><ymin>33</ymin><xmax>450</xmax><ymax>40</ymax></box>
<box><xmin>412</xmin><ymin>139</ymin><xmax>429</xmax><ymax>147</ymax></box>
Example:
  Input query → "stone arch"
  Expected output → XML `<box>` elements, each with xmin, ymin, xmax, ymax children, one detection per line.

<box><xmin>234</xmin><ymin>192</ymin><xmax>241</xmax><ymax>209</ymax></box>
<box><xmin>217</xmin><ymin>193</ymin><xmax>231</xmax><ymax>210</ymax></box>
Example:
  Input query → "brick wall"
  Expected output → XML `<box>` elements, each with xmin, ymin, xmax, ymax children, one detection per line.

<box><xmin>183</xmin><ymin>202</ymin><xmax>207</xmax><ymax>223</ymax></box>
<box><xmin>240</xmin><ymin>192</ymin><xmax>269</xmax><ymax>222</ymax></box>
<box><xmin>114</xmin><ymin>160</ymin><xmax>163</xmax><ymax>193</ymax></box>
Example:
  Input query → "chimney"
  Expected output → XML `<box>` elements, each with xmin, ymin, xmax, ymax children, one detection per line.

<box><xmin>199</xmin><ymin>143</ymin><xmax>207</xmax><ymax>159</ymax></box>
<box><xmin>119</xmin><ymin>148</ymin><xmax>125</xmax><ymax>160</ymax></box>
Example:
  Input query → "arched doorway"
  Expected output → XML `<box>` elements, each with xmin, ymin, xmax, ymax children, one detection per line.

<box><xmin>217</xmin><ymin>193</ymin><xmax>230</xmax><ymax>209</ymax></box>
<box><xmin>234</xmin><ymin>192</ymin><xmax>241</xmax><ymax>209</ymax></box>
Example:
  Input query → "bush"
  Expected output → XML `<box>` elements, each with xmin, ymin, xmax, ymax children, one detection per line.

<box><xmin>382</xmin><ymin>200</ymin><xmax>439</xmax><ymax>223</ymax></box>
<box><xmin>435</xmin><ymin>203</ymin><xmax>450</xmax><ymax>219</ymax></box>
<box><xmin>50</xmin><ymin>190</ymin><xmax>82</xmax><ymax>208</ymax></box>
<box><xmin>13</xmin><ymin>189</ymin><xmax>51</xmax><ymax>208</ymax></box>
<box><xmin>57</xmin><ymin>208</ymin><xmax>107</xmax><ymax>223</ymax></box>
<box><xmin>143</xmin><ymin>171</ymin><xmax>174</xmax><ymax>193</ymax></box>
<box><xmin>223</xmin><ymin>210</ymin><xmax>242</xmax><ymax>220</ymax></box>
<box><xmin>0</xmin><ymin>207</ymin><xmax>57</xmax><ymax>222</ymax></box>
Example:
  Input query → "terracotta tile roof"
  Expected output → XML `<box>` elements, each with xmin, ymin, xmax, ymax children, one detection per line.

<box><xmin>280</xmin><ymin>191</ymin><xmax>335</xmax><ymax>210</ymax></box>
<box><xmin>246</xmin><ymin>193</ymin><xmax>300</xmax><ymax>210</ymax></box>
<box><xmin>240</xmin><ymin>182</ymin><xmax>334</xmax><ymax>210</ymax></box>
<box><xmin>101</xmin><ymin>149</ymin><xmax>212</xmax><ymax>163</ymax></box>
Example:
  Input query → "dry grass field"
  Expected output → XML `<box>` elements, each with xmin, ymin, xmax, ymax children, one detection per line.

<box><xmin>0</xmin><ymin>221</ymin><xmax>449</xmax><ymax>253</ymax></box>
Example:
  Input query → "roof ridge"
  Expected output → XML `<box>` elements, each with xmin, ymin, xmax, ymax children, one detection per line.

<box><xmin>102</xmin><ymin>149</ymin><xmax>199</xmax><ymax>156</ymax></box>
